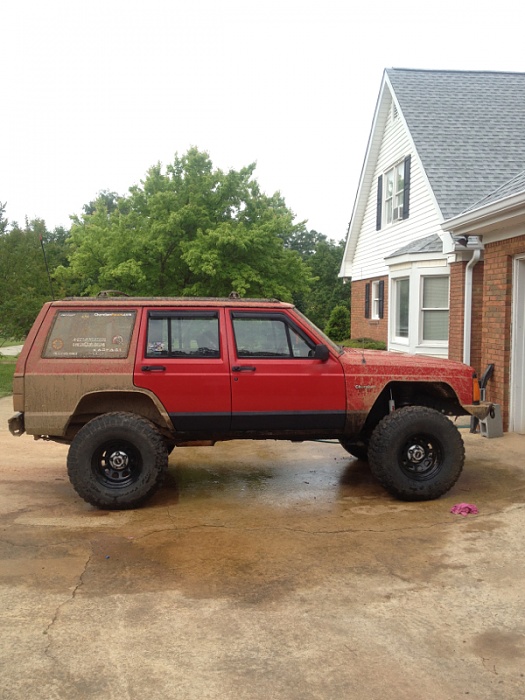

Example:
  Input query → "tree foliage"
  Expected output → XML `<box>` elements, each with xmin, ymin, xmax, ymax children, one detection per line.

<box><xmin>324</xmin><ymin>304</ymin><xmax>350</xmax><ymax>342</ymax></box>
<box><xmin>56</xmin><ymin>148</ymin><xmax>313</xmax><ymax>302</ymax></box>
<box><xmin>0</xmin><ymin>219</ymin><xmax>66</xmax><ymax>338</ymax></box>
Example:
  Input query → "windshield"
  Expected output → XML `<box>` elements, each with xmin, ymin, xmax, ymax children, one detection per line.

<box><xmin>293</xmin><ymin>308</ymin><xmax>343</xmax><ymax>355</ymax></box>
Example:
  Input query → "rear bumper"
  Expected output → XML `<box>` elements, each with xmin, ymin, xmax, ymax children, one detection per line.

<box><xmin>8</xmin><ymin>412</ymin><xmax>25</xmax><ymax>436</ymax></box>
<box><xmin>463</xmin><ymin>402</ymin><xmax>492</xmax><ymax>421</ymax></box>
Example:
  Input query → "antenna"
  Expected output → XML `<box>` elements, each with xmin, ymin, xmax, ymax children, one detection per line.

<box><xmin>39</xmin><ymin>234</ymin><xmax>55</xmax><ymax>300</ymax></box>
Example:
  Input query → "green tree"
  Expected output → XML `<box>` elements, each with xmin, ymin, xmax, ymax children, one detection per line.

<box><xmin>0</xmin><ymin>219</ymin><xmax>61</xmax><ymax>337</ymax></box>
<box><xmin>324</xmin><ymin>304</ymin><xmax>350</xmax><ymax>342</ymax></box>
<box><xmin>56</xmin><ymin>148</ymin><xmax>313</xmax><ymax>301</ymax></box>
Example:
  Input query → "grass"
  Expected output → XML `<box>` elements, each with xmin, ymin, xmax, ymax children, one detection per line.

<box><xmin>0</xmin><ymin>358</ymin><xmax>16</xmax><ymax>398</ymax></box>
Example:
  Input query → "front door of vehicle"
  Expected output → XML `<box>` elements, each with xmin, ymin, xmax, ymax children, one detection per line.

<box><xmin>134</xmin><ymin>309</ymin><xmax>231</xmax><ymax>433</ymax></box>
<box><xmin>227</xmin><ymin>311</ymin><xmax>346</xmax><ymax>433</ymax></box>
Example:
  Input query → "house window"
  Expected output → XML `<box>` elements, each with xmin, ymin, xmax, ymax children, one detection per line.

<box><xmin>376</xmin><ymin>155</ymin><xmax>411</xmax><ymax>230</ymax></box>
<box><xmin>385</xmin><ymin>162</ymin><xmax>405</xmax><ymax>224</ymax></box>
<box><xmin>364</xmin><ymin>280</ymin><xmax>384</xmax><ymax>319</ymax></box>
<box><xmin>421</xmin><ymin>276</ymin><xmax>449</xmax><ymax>342</ymax></box>
<box><xmin>395</xmin><ymin>278</ymin><xmax>409</xmax><ymax>338</ymax></box>
<box><xmin>371</xmin><ymin>280</ymin><xmax>384</xmax><ymax>319</ymax></box>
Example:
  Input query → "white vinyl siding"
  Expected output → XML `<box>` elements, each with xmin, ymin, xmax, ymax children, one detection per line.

<box><xmin>349</xmin><ymin>95</ymin><xmax>445</xmax><ymax>282</ymax></box>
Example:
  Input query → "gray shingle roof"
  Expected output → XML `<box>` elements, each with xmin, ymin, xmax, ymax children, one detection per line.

<box><xmin>387</xmin><ymin>69</ymin><xmax>525</xmax><ymax>219</ymax></box>
<box><xmin>461</xmin><ymin>168</ymin><xmax>525</xmax><ymax>213</ymax></box>
<box><xmin>386</xmin><ymin>233</ymin><xmax>443</xmax><ymax>259</ymax></box>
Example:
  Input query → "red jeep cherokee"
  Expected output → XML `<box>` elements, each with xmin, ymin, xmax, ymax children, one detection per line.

<box><xmin>8</xmin><ymin>295</ymin><xmax>489</xmax><ymax>509</ymax></box>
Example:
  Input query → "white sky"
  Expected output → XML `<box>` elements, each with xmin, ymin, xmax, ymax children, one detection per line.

<box><xmin>2</xmin><ymin>0</ymin><xmax>524</xmax><ymax>241</ymax></box>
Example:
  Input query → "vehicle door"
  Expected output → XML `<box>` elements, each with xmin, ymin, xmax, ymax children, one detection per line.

<box><xmin>134</xmin><ymin>308</ymin><xmax>231</xmax><ymax>432</ymax></box>
<box><xmin>227</xmin><ymin>311</ymin><xmax>346</xmax><ymax>432</ymax></box>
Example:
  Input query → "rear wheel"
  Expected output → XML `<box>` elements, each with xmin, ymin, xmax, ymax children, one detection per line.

<box><xmin>67</xmin><ymin>412</ymin><xmax>168</xmax><ymax>509</ymax></box>
<box><xmin>368</xmin><ymin>406</ymin><xmax>464</xmax><ymax>501</ymax></box>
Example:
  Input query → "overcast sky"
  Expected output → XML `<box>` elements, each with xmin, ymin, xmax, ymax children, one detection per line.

<box><xmin>2</xmin><ymin>0</ymin><xmax>524</xmax><ymax>241</ymax></box>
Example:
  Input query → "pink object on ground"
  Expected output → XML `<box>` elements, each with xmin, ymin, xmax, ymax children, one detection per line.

<box><xmin>450</xmin><ymin>503</ymin><xmax>479</xmax><ymax>516</ymax></box>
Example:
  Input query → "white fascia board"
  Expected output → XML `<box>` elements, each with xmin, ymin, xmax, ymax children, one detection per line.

<box><xmin>385</xmin><ymin>251</ymin><xmax>447</xmax><ymax>267</ymax></box>
<box><xmin>339</xmin><ymin>72</ymin><xmax>390</xmax><ymax>279</ymax></box>
<box><xmin>442</xmin><ymin>190</ymin><xmax>525</xmax><ymax>236</ymax></box>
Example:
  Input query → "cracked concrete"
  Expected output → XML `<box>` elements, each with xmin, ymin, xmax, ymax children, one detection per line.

<box><xmin>1</xmin><ymin>395</ymin><xmax>525</xmax><ymax>699</ymax></box>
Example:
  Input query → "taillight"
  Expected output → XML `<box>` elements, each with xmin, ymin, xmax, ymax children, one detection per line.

<box><xmin>472</xmin><ymin>373</ymin><xmax>481</xmax><ymax>404</ymax></box>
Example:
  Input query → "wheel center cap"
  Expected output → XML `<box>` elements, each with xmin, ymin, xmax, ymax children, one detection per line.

<box><xmin>108</xmin><ymin>450</ymin><xmax>129</xmax><ymax>471</ymax></box>
<box><xmin>407</xmin><ymin>444</ymin><xmax>426</xmax><ymax>462</ymax></box>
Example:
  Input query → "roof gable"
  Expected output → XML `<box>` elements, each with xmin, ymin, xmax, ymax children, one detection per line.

<box><xmin>387</xmin><ymin>69</ymin><xmax>525</xmax><ymax>220</ymax></box>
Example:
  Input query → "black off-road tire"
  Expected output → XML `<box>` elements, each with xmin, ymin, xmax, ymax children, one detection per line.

<box><xmin>67</xmin><ymin>412</ymin><xmax>168</xmax><ymax>510</ymax></box>
<box><xmin>339</xmin><ymin>437</ymin><xmax>369</xmax><ymax>462</ymax></box>
<box><xmin>368</xmin><ymin>406</ymin><xmax>465</xmax><ymax>501</ymax></box>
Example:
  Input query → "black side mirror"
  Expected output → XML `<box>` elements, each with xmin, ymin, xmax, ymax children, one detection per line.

<box><xmin>313</xmin><ymin>344</ymin><xmax>329</xmax><ymax>361</ymax></box>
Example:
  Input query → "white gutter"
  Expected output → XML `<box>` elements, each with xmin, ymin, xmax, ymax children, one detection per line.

<box><xmin>463</xmin><ymin>248</ymin><xmax>482</xmax><ymax>366</ymax></box>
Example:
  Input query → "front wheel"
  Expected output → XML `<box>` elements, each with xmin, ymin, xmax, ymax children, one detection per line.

<box><xmin>368</xmin><ymin>406</ymin><xmax>465</xmax><ymax>501</ymax></box>
<box><xmin>67</xmin><ymin>412</ymin><xmax>168</xmax><ymax>509</ymax></box>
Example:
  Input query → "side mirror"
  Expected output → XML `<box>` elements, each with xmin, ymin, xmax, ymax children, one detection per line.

<box><xmin>313</xmin><ymin>344</ymin><xmax>330</xmax><ymax>361</ymax></box>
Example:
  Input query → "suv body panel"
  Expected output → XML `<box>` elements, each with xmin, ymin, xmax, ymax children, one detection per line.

<box><xmin>9</xmin><ymin>297</ymin><xmax>490</xmax><ymax>442</ymax></box>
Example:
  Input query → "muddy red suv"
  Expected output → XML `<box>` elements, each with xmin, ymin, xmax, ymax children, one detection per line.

<box><xmin>8</xmin><ymin>295</ymin><xmax>489</xmax><ymax>509</ymax></box>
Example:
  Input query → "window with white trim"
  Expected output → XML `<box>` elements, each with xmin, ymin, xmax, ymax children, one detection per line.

<box><xmin>421</xmin><ymin>276</ymin><xmax>449</xmax><ymax>342</ymax></box>
<box><xmin>376</xmin><ymin>155</ymin><xmax>411</xmax><ymax>230</ymax></box>
<box><xmin>371</xmin><ymin>280</ymin><xmax>381</xmax><ymax>319</ymax></box>
<box><xmin>395</xmin><ymin>277</ymin><xmax>409</xmax><ymax>339</ymax></box>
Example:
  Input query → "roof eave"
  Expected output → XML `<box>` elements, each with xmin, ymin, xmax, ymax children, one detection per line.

<box><xmin>443</xmin><ymin>191</ymin><xmax>525</xmax><ymax>236</ymax></box>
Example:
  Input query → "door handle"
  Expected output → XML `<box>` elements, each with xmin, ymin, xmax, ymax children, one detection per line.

<box><xmin>141</xmin><ymin>365</ymin><xmax>166</xmax><ymax>372</ymax></box>
<box><xmin>232</xmin><ymin>365</ymin><xmax>256</xmax><ymax>372</ymax></box>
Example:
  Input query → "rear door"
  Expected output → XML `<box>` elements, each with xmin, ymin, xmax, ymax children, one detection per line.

<box><xmin>134</xmin><ymin>308</ymin><xmax>231</xmax><ymax>433</ymax></box>
<box><xmin>227</xmin><ymin>310</ymin><xmax>346</xmax><ymax>433</ymax></box>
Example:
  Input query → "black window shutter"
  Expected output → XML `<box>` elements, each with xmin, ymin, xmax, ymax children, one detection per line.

<box><xmin>376</xmin><ymin>175</ymin><xmax>383</xmax><ymax>230</ymax></box>
<box><xmin>365</xmin><ymin>283</ymin><xmax>370</xmax><ymax>318</ymax></box>
<box><xmin>378</xmin><ymin>280</ymin><xmax>384</xmax><ymax>319</ymax></box>
<box><xmin>403</xmin><ymin>155</ymin><xmax>411</xmax><ymax>220</ymax></box>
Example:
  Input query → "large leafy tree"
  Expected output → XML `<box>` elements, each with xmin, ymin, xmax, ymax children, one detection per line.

<box><xmin>57</xmin><ymin>148</ymin><xmax>313</xmax><ymax>302</ymax></box>
<box><xmin>286</xmin><ymin>230</ymin><xmax>349</xmax><ymax>330</ymax></box>
<box><xmin>0</xmin><ymin>219</ymin><xmax>67</xmax><ymax>338</ymax></box>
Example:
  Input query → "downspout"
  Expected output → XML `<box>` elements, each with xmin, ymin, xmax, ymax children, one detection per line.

<box><xmin>463</xmin><ymin>248</ymin><xmax>482</xmax><ymax>366</ymax></box>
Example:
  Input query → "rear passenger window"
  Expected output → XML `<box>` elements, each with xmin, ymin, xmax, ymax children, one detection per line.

<box><xmin>146</xmin><ymin>313</ymin><xmax>220</xmax><ymax>358</ymax></box>
<box><xmin>43</xmin><ymin>310</ymin><xmax>136</xmax><ymax>359</ymax></box>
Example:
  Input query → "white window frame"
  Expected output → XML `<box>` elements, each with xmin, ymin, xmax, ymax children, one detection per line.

<box><xmin>419</xmin><ymin>275</ymin><xmax>450</xmax><ymax>346</ymax></box>
<box><xmin>392</xmin><ymin>276</ymin><xmax>410</xmax><ymax>344</ymax></box>
<box><xmin>389</xmin><ymin>265</ymin><xmax>450</xmax><ymax>357</ymax></box>
<box><xmin>371</xmin><ymin>280</ymin><xmax>381</xmax><ymax>320</ymax></box>
<box><xmin>384</xmin><ymin>161</ymin><xmax>405</xmax><ymax>226</ymax></box>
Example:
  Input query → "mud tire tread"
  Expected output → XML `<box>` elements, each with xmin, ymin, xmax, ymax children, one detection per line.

<box><xmin>368</xmin><ymin>406</ymin><xmax>465</xmax><ymax>501</ymax></box>
<box><xmin>67</xmin><ymin>412</ymin><xmax>168</xmax><ymax>510</ymax></box>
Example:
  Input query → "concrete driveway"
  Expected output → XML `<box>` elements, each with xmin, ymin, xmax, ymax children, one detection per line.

<box><xmin>1</xmin><ymin>395</ymin><xmax>525</xmax><ymax>699</ymax></box>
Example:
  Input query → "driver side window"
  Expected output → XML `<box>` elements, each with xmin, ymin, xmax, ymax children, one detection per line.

<box><xmin>232</xmin><ymin>315</ymin><xmax>314</xmax><ymax>358</ymax></box>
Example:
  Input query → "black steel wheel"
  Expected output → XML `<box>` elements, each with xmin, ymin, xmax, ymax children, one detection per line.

<box><xmin>67</xmin><ymin>412</ymin><xmax>168</xmax><ymax>509</ymax></box>
<box><xmin>368</xmin><ymin>406</ymin><xmax>465</xmax><ymax>501</ymax></box>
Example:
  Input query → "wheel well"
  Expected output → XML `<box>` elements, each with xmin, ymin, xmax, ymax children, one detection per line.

<box><xmin>361</xmin><ymin>381</ymin><xmax>466</xmax><ymax>439</ymax></box>
<box><xmin>65</xmin><ymin>391</ymin><xmax>171</xmax><ymax>441</ymax></box>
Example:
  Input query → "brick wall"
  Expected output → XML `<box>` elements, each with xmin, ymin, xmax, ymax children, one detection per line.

<box><xmin>350</xmin><ymin>277</ymin><xmax>389</xmax><ymax>342</ymax></box>
<box><xmin>480</xmin><ymin>236</ymin><xmax>525</xmax><ymax>429</ymax></box>
<box><xmin>449</xmin><ymin>260</ymin><xmax>484</xmax><ymax>373</ymax></box>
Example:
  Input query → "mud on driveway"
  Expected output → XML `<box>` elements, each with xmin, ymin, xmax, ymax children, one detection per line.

<box><xmin>1</xmin><ymin>395</ymin><xmax>525</xmax><ymax>699</ymax></box>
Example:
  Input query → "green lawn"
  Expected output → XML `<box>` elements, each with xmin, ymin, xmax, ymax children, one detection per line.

<box><xmin>0</xmin><ymin>359</ymin><xmax>16</xmax><ymax>398</ymax></box>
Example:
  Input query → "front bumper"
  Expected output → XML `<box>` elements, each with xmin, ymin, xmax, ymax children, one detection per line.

<box><xmin>463</xmin><ymin>402</ymin><xmax>492</xmax><ymax>421</ymax></box>
<box><xmin>8</xmin><ymin>412</ymin><xmax>25</xmax><ymax>436</ymax></box>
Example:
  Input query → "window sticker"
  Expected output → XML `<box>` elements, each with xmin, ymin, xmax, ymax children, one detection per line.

<box><xmin>43</xmin><ymin>310</ymin><xmax>137</xmax><ymax>359</ymax></box>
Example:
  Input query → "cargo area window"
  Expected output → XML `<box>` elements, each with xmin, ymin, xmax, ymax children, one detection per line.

<box><xmin>146</xmin><ymin>312</ymin><xmax>220</xmax><ymax>358</ymax></box>
<box><xmin>43</xmin><ymin>310</ymin><xmax>136</xmax><ymax>359</ymax></box>
<box><xmin>232</xmin><ymin>314</ymin><xmax>314</xmax><ymax>358</ymax></box>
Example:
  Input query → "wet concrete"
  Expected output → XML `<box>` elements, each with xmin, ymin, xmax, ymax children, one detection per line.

<box><xmin>1</xmin><ymin>395</ymin><xmax>525</xmax><ymax>699</ymax></box>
